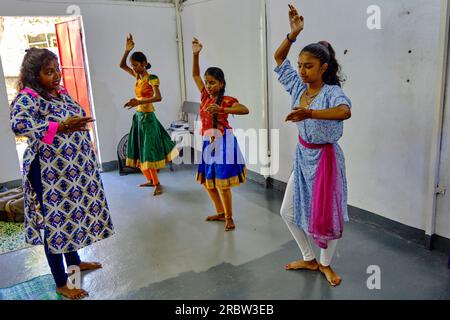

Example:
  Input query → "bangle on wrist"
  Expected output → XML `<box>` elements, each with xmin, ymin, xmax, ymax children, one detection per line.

<box><xmin>286</xmin><ymin>33</ymin><xmax>297</xmax><ymax>43</ymax></box>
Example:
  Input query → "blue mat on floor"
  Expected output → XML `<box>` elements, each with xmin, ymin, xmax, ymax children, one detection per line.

<box><xmin>0</xmin><ymin>222</ymin><xmax>32</xmax><ymax>255</ymax></box>
<box><xmin>0</xmin><ymin>274</ymin><xmax>62</xmax><ymax>300</ymax></box>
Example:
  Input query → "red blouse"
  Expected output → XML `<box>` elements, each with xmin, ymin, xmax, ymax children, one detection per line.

<box><xmin>200</xmin><ymin>87</ymin><xmax>238</xmax><ymax>136</ymax></box>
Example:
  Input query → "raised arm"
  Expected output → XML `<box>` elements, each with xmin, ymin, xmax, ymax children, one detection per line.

<box><xmin>119</xmin><ymin>34</ymin><xmax>136</xmax><ymax>77</ymax></box>
<box><xmin>192</xmin><ymin>37</ymin><xmax>205</xmax><ymax>92</ymax></box>
<box><xmin>274</xmin><ymin>4</ymin><xmax>304</xmax><ymax>66</ymax></box>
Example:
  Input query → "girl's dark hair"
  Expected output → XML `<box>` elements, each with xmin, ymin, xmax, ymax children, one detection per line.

<box><xmin>17</xmin><ymin>47</ymin><xmax>59</xmax><ymax>99</ymax></box>
<box><xmin>300</xmin><ymin>41</ymin><xmax>344</xmax><ymax>87</ymax></box>
<box><xmin>131</xmin><ymin>51</ymin><xmax>151</xmax><ymax>69</ymax></box>
<box><xmin>204</xmin><ymin>67</ymin><xmax>226</xmax><ymax>104</ymax></box>
<box><xmin>205</xmin><ymin>67</ymin><xmax>226</xmax><ymax>129</ymax></box>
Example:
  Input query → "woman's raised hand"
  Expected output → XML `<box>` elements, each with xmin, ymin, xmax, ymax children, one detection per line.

<box><xmin>126</xmin><ymin>34</ymin><xmax>135</xmax><ymax>51</ymax></box>
<box><xmin>288</xmin><ymin>4</ymin><xmax>304</xmax><ymax>35</ymax></box>
<box><xmin>192</xmin><ymin>37</ymin><xmax>203</xmax><ymax>54</ymax></box>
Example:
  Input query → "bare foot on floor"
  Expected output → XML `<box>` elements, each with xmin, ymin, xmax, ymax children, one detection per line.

<box><xmin>56</xmin><ymin>285</ymin><xmax>89</xmax><ymax>299</ymax></box>
<box><xmin>153</xmin><ymin>184</ymin><xmax>163</xmax><ymax>196</ymax></box>
<box><xmin>78</xmin><ymin>261</ymin><xmax>102</xmax><ymax>272</ymax></box>
<box><xmin>319</xmin><ymin>264</ymin><xmax>342</xmax><ymax>287</ymax></box>
<box><xmin>225</xmin><ymin>218</ymin><xmax>235</xmax><ymax>231</ymax></box>
<box><xmin>285</xmin><ymin>259</ymin><xmax>319</xmax><ymax>271</ymax></box>
<box><xmin>206</xmin><ymin>213</ymin><xmax>225</xmax><ymax>221</ymax></box>
<box><xmin>138</xmin><ymin>181</ymin><xmax>154</xmax><ymax>187</ymax></box>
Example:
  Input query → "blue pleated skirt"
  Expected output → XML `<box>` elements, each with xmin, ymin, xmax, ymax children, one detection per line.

<box><xmin>196</xmin><ymin>130</ymin><xmax>246</xmax><ymax>189</ymax></box>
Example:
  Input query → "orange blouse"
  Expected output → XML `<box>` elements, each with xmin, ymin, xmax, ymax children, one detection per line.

<box><xmin>134</xmin><ymin>74</ymin><xmax>160</xmax><ymax>113</ymax></box>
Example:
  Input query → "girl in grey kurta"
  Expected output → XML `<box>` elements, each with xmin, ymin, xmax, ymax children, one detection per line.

<box><xmin>10</xmin><ymin>48</ymin><xmax>114</xmax><ymax>299</ymax></box>
<box><xmin>275</xmin><ymin>5</ymin><xmax>352</xmax><ymax>287</ymax></box>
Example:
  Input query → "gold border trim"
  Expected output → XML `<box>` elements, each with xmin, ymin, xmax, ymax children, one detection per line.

<box><xmin>126</xmin><ymin>148</ymin><xmax>179</xmax><ymax>170</ymax></box>
<box><xmin>196</xmin><ymin>167</ymin><xmax>247</xmax><ymax>189</ymax></box>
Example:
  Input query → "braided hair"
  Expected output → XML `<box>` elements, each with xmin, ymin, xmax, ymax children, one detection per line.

<box><xmin>205</xmin><ymin>67</ymin><xmax>226</xmax><ymax>129</ymax></box>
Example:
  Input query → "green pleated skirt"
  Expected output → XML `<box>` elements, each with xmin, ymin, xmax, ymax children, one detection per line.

<box><xmin>126</xmin><ymin>111</ymin><xmax>178</xmax><ymax>170</ymax></box>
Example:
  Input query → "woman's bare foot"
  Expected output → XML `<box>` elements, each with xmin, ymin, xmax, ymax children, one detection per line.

<box><xmin>225</xmin><ymin>218</ymin><xmax>235</xmax><ymax>231</ymax></box>
<box><xmin>56</xmin><ymin>285</ymin><xmax>89</xmax><ymax>299</ymax></box>
<box><xmin>78</xmin><ymin>261</ymin><xmax>102</xmax><ymax>272</ymax></box>
<box><xmin>319</xmin><ymin>264</ymin><xmax>342</xmax><ymax>287</ymax></box>
<box><xmin>206</xmin><ymin>213</ymin><xmax>225</xmax><ymax>221</ymax></box>
<box><xmin>153</xmin><ymin>184</ymin><xmax>163</xmax><ymax>196</ymax></box>
<box><xmin>138</xmin><ymin>181</ymin><xmax>154</xmax><ymax>187</ymax></box>
<box><xmin>285</xmin><ymin>259</ymin><xmax>319</xmax><ymax>271</ymax></box>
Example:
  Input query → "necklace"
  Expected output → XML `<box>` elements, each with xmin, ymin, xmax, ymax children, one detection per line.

<box><xmin>304</xmin><ymin>90</ymin><xmax>319</xmax><ymax>99</ymax></box>
<box><xmin>302</xmin><ymin>85</ymin><xmax>324</xmax><ymax>108</ymax></box>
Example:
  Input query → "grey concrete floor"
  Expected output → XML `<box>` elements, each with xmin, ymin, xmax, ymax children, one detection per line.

<box><xmin>0</xmin><ymin>166</ymin><xmax>449</xmax><ymax>299</ymax></box>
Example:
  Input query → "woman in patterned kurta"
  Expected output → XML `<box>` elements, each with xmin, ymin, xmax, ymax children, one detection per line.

<box><xmin>120</xmin><ymin>34</ymin><xmax>178</xmax><ymax>196</ymax></box>
<box><xmin>275</xmin><ymin>5</ymin><xmax>352</xmax><ymax>287</ymax></box>
<box><xmin>10</xmin><ymin>48</ymin><xmax>114</xmax><ymax>299</ymax></box>
<box><xmin>192</xmin><ymin>38</ymin><xmax>249</xmax><ymax>232</ymax></box>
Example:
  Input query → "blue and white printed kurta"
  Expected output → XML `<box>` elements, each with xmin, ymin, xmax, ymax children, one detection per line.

<box><xmin>10</xmin><ymin>87</ymin><xmax>114</xmax><ymax>254</ymax></box>
<box><xmin>274</xmin><ymin>59</ymin><xmax>352</xmax><ymax>232</ymax></box>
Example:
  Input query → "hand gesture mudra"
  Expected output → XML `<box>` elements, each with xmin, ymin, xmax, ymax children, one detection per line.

<box><xmin>192</xmin><ymin>37</ymin><xmax>203</xmax><ymax>54</ymax></box>
<box><xmin>124</xmin><ymin>98</ymin><xmax>140</xmax><ymax>109</ymax></box>
<box><xmin>285</xmin><ymin>108</ymin><xmax>311</xmax><ymax>123</ymax></box>
<box><xmin>59</xmin><ymin>116</ymin><xmax>95</xmax><ymax>134</ymax></box>
<box><xmin>126</xmin><ymin>34</ymin><xmax>135</xmax><ymax>51</ymax></box>
<box><xmin>288</xmin><ymin>4</ymin><xmax>304</xmax><ymax>34</ymax></box>
<box><xmin>206</xmin><ymin>104</ymin><xmax>222</xmax><ymax>114</ymax></box>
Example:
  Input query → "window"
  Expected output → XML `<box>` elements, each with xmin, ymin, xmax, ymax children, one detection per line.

<box><xmin>27</xmin><ymin>32</ymin><xmax>57</xmax><ymax>49</ymax></box>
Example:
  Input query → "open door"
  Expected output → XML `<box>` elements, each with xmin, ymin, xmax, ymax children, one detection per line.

<box><xmin>55</xmin><ymin>18</ymin><xmax>100</xmax><ymax>162</ymax></box>
<box><xmin>55</xmin><ymin>18</ymin><xmax>90</xmax><ymax>115</ymax></box>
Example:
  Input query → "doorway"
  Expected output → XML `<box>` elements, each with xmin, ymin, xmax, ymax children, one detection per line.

<box><xmin>0</xmin><ymin>16</ymin><xmax>100</xmax><ymax>172</ymax></box>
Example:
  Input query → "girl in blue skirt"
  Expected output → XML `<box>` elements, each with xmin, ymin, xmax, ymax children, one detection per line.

<box><xmin>192</xmin><ymin>37</ymin><xmax>249</xmax><ymax>231</ymax></box>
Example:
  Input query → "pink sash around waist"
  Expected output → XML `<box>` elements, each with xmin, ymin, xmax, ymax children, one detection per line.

<box><xmin>298</xmin><ymin>135</ymin><xmax>343</xmax><ymax>249</ymax></box>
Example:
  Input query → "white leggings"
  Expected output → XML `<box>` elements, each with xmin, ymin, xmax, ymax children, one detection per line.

<box><xmin>280</xmin><ymin>173</ymin><xmax>338</xmax><ymax>267</ymax></box>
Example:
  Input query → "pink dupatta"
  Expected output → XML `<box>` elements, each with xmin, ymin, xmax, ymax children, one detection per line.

<box><xmin>298</xmin><ymin>135</ymin><xmax>343</xmax><ymax>249</ymax></box>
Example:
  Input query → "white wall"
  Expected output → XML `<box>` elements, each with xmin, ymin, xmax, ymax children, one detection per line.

<box><xmin>435</xmin><ymin>40</ymin><xmax>450</xmax><ymax>239</ymax></box>
<box><xmin>0</xmin><ymin>0</ymin><xmax>181</xmax><ymax>182</ymax></box>
<box><xmin>267</xmin><ymin>0</ymin><xmax>443</xmax><ymax>233</ymax></box>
